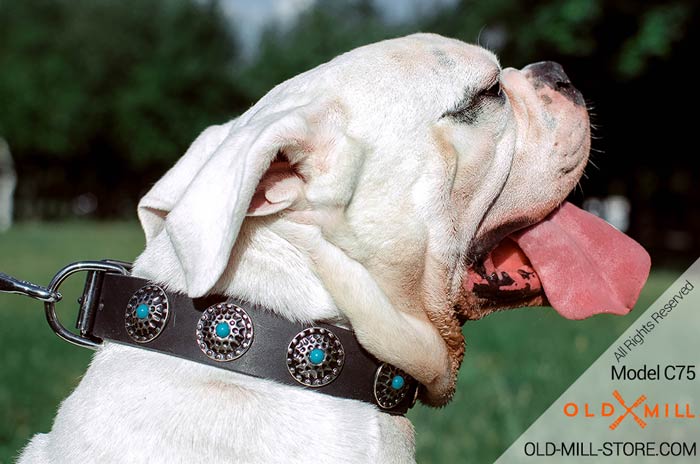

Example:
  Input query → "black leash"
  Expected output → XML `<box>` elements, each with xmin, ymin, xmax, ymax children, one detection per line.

<box><xmin>1</xmin><ymin>261</ymin><xmax>418</xmax><ymax>415</ymax></box>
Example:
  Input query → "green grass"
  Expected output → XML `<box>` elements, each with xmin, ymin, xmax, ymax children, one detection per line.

<box><xmin>0</xmin><ymin>222</ymin><xmax>677</xmax><ymax>463</ymax></box>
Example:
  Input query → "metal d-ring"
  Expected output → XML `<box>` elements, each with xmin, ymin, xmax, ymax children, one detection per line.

<box><xmin>44</xmin><ymin>260</ymin><xmax>130</xmax><ymax>349</ymax></box>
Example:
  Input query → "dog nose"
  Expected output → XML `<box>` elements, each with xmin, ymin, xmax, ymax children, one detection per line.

<box><xmin>523</xmin><ymin>61</ymin><xmax>585</xmax><ymax>106</ymax></box>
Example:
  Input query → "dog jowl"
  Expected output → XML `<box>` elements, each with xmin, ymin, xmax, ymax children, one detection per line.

<box><xmin>19</xmin><ymin>34</ymin><xmax>650</xmax><ymax>464</ymax></box>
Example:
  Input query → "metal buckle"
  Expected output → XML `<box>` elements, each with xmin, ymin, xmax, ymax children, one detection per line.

<box><xmin>43</xmin><ymin>260</ymin><xmax>131</xmax><ymax>349</ymax></box>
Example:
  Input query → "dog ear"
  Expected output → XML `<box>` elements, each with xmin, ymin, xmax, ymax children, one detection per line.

<box><xmin>137</xmin><ymin>120</ymin><xmax>236</xmax><ymax>245</ymax></box>
<box><xmin>137</xmin><ymin>107</ymin><xmax>326</xmax><ymax>297</ymax></box>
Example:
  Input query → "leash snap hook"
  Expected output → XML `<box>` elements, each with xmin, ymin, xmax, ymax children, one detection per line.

<box><xmin>0</xmin><ymin>272</ymin><xmax>62</xmax><ymax>303</ymax></box>
<box><xmin>44</xmin><ymin>260</ymin><xmax>131</xmax><ymax>350</ymax></box>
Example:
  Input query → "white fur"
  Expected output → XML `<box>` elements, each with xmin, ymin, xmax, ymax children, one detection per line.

<box><xmin>19</xmin><ymin>33</ymin><xmax>589</xmax><ymax>463</ymax></box>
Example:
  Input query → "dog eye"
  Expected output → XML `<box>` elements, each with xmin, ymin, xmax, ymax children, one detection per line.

<box><xmin>443</xmin><ymin>79</ymin><xmax>505</xmax><ymax>124</ymax></box>
<box><xmin>481</xmin><ymin>80</ymin><xmax>503</xmax><ymax>99</ymax></box>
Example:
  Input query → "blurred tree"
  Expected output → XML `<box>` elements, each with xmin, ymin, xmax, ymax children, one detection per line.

<box><xmin>615</xmin><ymin>3</ymin><xmax>691</xmax><ymax>78</ymax></box>
<box><xmin>237</xmin><ymin>0</ymin><xmax>407</xmax><ymax>102</ymax></box>
<box><xmin>424</xmin><ymin>0</ymin><xmax>694</xmax><ymax>75</ymax></box>
<box><xmin>0</xmin><ymin>0</ymin><xmax>244</xmax><ymax>216</ymax></box>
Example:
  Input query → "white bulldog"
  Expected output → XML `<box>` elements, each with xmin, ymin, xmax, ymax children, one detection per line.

<box><xmin>19</xmin><ymin>34</ymin><xmax>649</xmax><ymax>463</ymax></box>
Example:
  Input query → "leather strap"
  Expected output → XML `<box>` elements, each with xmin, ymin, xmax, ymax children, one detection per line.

<box><xmin>90</xmin><ymin>273</ymin><xmax>418</xmax><ymax>415</ymax></box>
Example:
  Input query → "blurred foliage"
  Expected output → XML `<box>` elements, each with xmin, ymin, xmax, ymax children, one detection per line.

<box><xmin>0</xmin><ymin>0</ymin><xmax>245</xmax><ymax>219</ymax></box>
<box><xmin>0</xmin><ymin>0</ymin><xmax>243</xmax><ymax>165</ymax></box>
<box><xmin>237</xmin><ymin>0</ymin><xmax>402</xmax><ymax>101</ymax></box>
<box><xmin>424</xmin><ymin>0</ymin><xmax>694</xmax><ymax>73</ymax></box>
<box><xmin>427</xmin><ymin>0</ymin><xmax>602</xmax><ymax>61</ymax></box>
<box><xmin>616</xmin><ymin>3</ymin><xmax>691</xmax><ymax>78</ymax></box>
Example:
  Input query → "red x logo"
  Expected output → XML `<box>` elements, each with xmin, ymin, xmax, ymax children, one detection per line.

<box><xmin>609</xmin><ymin>390</ymin><xmax>647</xmax><ymax>430</ymax></box>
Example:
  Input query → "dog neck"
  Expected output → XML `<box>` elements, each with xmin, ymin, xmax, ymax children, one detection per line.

<box><xmin>133</xmin><ymin>219</ymin><xmax>345</xmax><ymax>326</ymax></box>
<box><xmin>41</xmin><ymin>222</ymin><xmax>415</xmax><ymax>462</ymax></box>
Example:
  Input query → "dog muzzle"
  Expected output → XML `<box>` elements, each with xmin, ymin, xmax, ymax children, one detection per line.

<box><xmin>0</xmin><ymin>261</ymin><xmax>418</xmax><ymax>415</ymax></box>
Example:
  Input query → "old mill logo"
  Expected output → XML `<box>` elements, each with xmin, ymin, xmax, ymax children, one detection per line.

<box><xmin>563</xmin><ymin>390</ymin><xmax>696</xmax><ymax>429</ymax></box>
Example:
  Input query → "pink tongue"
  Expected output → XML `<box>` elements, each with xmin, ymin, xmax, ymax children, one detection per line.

<box><xmin>511</xmin><ymin>202</ymin><xmax>651</xmax><ymax>320</ymax></box>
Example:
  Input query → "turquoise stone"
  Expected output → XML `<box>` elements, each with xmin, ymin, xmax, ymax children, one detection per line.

<box><xmin>135</xmin><ymin>304</ymin><xmax>150</xmax><ymax>319</ymax></box>
<box><xmin>215</xmin><ymin>322</ymin><xmax>231</xmax><ymax>338</ymax></box>
<box><xmin>309</xmin><ymin>348</ymin><xmax>326</xmax><ymax>365</ymax></box>
<box><xmin>391</xmin><ymin>375</ymin><xmax>405</xmax><ymax>390</ymax></box>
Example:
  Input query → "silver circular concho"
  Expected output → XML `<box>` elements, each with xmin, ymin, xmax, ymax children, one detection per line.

<box><xmin>286</xmin><ymin>327</ymin><xmax>345</xmax><ymax>387</ymax></box>
<box><xmin>373</xmin><ymin>363</ymin><xmax>416</xmax><ymax>410</ymax></box>
<box><xmin>124</xmin><ymin>285</ymin><xmax>170</xmax><ymax>343</ymax></box>
<box><xmin>196</xmin><ymin>303</ymin><xmax>253</xmax><ymax>362</ymax></box>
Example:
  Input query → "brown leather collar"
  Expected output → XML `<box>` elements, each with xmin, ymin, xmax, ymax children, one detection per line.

<box><xmin>78</xmin><ymin>267</ymin><xmax>419</xmax><ymax>415</ymax></box>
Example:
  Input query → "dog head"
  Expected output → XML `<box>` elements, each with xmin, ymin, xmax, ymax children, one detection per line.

<box><xmin>134</xmin><ymin>34</ymin><xmax>650</xmax><ymax>405</ymax></box>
